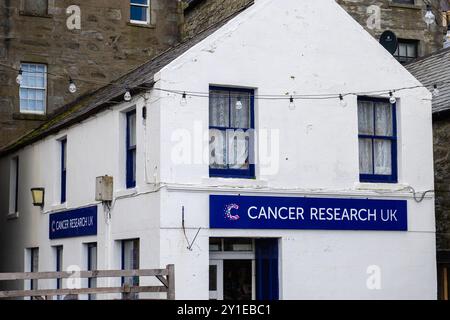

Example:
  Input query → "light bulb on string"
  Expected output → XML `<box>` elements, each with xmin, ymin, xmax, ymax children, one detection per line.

<box><xmin>124</xmin><ymin>89</ymin><xmax>132</xmax><ymax>102</ymax></box>
<box><xmin>289</xmin><ymin>96</ymin><xmax>296</xmax><ymax>110</ymax></box>
<box><xmin>389</xmin><ymin>91</ymin><xmax>397</xmax><ymax>105</ymax></box>
<box><xmin>16</xmin><ymin>69</ymin><xmax>23</xmax><ymax>85</ymax></box>
<box><xmin>433</xmin><ymin>84</ymin><xmax>440</xmax><ymax>97</ymax></box>
<box><xmin>236</xmin><ymin>97</ymin><xmax>243</xmax><ymax>110</ymax></box>
<box><xmin>339</xmin><ymin>94</ymin><xmax>347</xmax><ymax>108</ymax></box>
<box><xmin>424</xmin><ymin>5</ymin><xmax>435</xmax><ymax>26</ymax></box>
<box><xmin>68</xmin><ymin>78</ymin><xmax>77</xmax><ymax>94</ymax></box>
<box><xmin>180</xmin><ymin>92</ymin><xmax>187</xmax><ymax>106</ymax></box>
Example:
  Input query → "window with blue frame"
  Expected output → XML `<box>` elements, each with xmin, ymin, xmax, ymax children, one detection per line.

<box><xmin>130</xmin><ymin>0</ymin><xmax>149</xmax><ymax>24</ymax></box>
<box><xmin>54</xmin><ymin>245</ymin><xmax>63</xmax><ymax>299</ymax></box>
<box><xmin>358</xmin><ymin>97</ymin><xmax>397</xmax><ymax>183</ymax></box>
<box><xmin>126</xmin><ymin>110</ymin><xmax>137</xmax><ymax>189</ymax></box>
<box><xmin>60</xmin><ymin>139</ymin><xmax>67</xmax><ymax>203</ymax></box>
<box><xmin>87</xmin><ymin>243</ymin><xmax>97</xmax><ymax>300</ymax></box>
<box><xmin>121</xmin><ymin>239</ymin><xmax>140</xmax><ymax>299</ymax></box>
<box><xmin>209</xmin><ymin>87</ymin><xmax>255</xmax><ymax>179</ymax></box>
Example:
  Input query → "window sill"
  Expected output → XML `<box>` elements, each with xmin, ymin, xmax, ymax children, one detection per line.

<box><xmin>19</xmin><ymin>11</ymin><xmax>53</xmax><ymax>19</ymax></box>
<box><xmin>49</xmin><ymin>203</ymin><xmax>67</xmax><ymax>213</ymax></box>
<box><xmin>354</xmin><ymin>182</ymin><xmax>410</xmax><ymax>192</ymax></box>
<box><xmin>7</xmin><ymin>212</ymin><xmax>19</xmax><ymax>220</ymax></box>
<box><xmin>127</xmin><ymin>22</ymin><xmax>155</xmax><ymax>29</ymax></box>
<box><xmin>13</xmin><ymin>113</ymin><xmax>47</xmax><ymax>121</ymax></box>
<box><xmin>114</xmin><ymin>188</ymin><xmax>138</xmax><ymax>199</ymax></box>
<box><xmin>388</xmin><ymin>3</ymin><xmax>422</xmax><ymax>10</ymax></box>
<box><xmin>202</xmin><ymin>177</ymin><xmax>268</xmax><ymax>189</ymax></box>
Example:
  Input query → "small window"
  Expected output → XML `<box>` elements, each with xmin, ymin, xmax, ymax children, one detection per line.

<box><xmin>19</xmin><ymin>63</ymin><xmax>47</xmax><ymax>114</ymax></box>
<box><xmin>22</xmin><ymin>0</ymin><xmax>48</xmax><ymax>16</ymax></box>
<box><xmin>60</xmin><ymin>139</ymin><xmax>67</xmax><ymax>204</ymax></box>
<box><xmin>130</xmin><ymin>0</ymin><xmax>150</xmax><ymax>24</ymax></box>
<box><xmin>9</xmin><ymin>157</ymin><xmax>19</xmax><ymax>214</ymax></box>
<box><xmin>209</xmin><ymin>87</ymin><xmax>255</xmax><ymax>179</ymax></box>
<box><xmin>54</xmin><ymin>246</ymin><xmax>63</xmax><ymax>295</ymax></box>
<box><xmin>126</xmin><ymin>110</ymin><xmax>137</xmax><ymax>189</ymax></box>
<box><xmin>121</xmin><ymin>239</ymin><xmax>140</xmax><ymax>299</ymax></box>
<box><xmin>358</xmin><ymin>97</ymin><xmax>397</xmax><ymax>183</ymax></box>
<box><xmin>87</xmin><ymin>243</ymin><xmax>97</xmax><ymax>300</ymax></box>
<box><xmin>394</xmin><ymin>40</ymin><xmax>418</xmax><ymax>64</ymax></box>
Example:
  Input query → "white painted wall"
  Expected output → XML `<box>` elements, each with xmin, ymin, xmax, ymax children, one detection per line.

<box><xmin>0</xmin><ymin>0</ymin><xmax>436</xmax><ymax>299</ymax></box>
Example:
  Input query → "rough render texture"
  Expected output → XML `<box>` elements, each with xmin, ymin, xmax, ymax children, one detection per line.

<box><xmin>0</xmin><ymin>0</ymin><xmax>180</xmax><ymax>147</ymax></box>
<box><xmin>433</xmin><ymin>116</ymin><xmax>450</xmax><ymax>251</ymax></box>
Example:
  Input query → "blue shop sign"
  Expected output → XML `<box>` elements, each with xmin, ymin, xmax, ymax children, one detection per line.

<box><xmin>210</xmin><ymin>195</ymin><xmax>407</xmax><ymax>231</ymax></box>
<box><xmin>49</xmin><ymin>206</ymin><xmax>97</xmax><ymax>239</ymax></box>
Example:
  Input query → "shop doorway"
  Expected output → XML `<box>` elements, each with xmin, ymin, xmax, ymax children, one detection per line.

<box><xmin>209</xmin><ymin>238</ymin><xmax>279</xmax><ymax>300</ymax></box>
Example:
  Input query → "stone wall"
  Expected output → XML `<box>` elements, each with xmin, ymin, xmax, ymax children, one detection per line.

<box><xmin>0</xmin><ymin>0</ymin><xmax>180</xmax><ymax>147</ymax></box>
<box><xmin>182</xmin><ymin>0</ymin><xmax>253</xmax><ymax>39</ymax></box>
<box><xmin>433</xmin><ymin>115</ymin><xmax>450</xmax><ymax>250</ymax></box>
<box><xmin>183</xmin><ymin>0</ymin><xmax>444</xmax><ymax>54</ymax></box>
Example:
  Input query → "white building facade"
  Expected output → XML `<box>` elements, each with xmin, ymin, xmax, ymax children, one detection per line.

<box><xmin>0</xmin><ymin>0</ymin><xmax>437</xmax><ymax>300</ymax></box>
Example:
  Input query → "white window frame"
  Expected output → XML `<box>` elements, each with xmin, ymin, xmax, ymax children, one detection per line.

<box><xmin>130</xmin><ymin>0</ymin><xmax>150</xmax><ymax>25</ymax></box>
<box><xmin>19</xmin><ymin>63</ymin><xmax>47</xmax><ymax>115</ymax></box>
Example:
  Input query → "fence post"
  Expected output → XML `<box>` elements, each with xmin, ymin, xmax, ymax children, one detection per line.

<box><xmin>167</xmin><ymin>264</ymin><xmax>175</xmax><ymax>300</ymax></box>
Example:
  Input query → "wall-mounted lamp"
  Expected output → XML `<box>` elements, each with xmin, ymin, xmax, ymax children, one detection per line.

<box><xmin>31</xmin><ymin>188</ymin><xmax>45</xmax><ymax>208</ymax></box>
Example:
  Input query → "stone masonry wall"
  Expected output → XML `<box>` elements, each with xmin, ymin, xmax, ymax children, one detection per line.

<box><xmin>0</xmin><ymin>0</ymin><xmax>180</xmax><ymax>147</ymax></box>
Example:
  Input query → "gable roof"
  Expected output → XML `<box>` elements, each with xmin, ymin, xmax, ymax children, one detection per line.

<box><xmin>0</xmin><ymin>3</ymin><xmax>253</xmax><ymax>156</ymax></box>
<box><xmin>406</xmin><ymin>46</ymin><xmax>450</xmax><ymax>114</ymax></box>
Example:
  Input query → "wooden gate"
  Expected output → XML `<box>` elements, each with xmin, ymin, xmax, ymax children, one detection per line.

<box><xmin>0</xmin><ymin>264</ymin><xmax>175</xmax><ymax>300</ymax></box>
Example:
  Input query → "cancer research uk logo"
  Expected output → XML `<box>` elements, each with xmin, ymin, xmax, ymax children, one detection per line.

<box><xmin>224</xmin><ymin>204</ymin><xmax>240</xmax><ymax>221</ymax></box>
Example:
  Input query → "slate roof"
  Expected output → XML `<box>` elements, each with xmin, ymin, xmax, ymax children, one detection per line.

<box><xmin>0</xmin><ymin>2</ymin><xmax>253</xmax><ymax>156</ymax></box>
<box><xmin>406</xmin><ymin>46</ymin><xmax>450</xmax><ymax>114</ymax></box>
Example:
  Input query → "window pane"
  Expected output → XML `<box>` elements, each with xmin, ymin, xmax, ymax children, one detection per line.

<box><xmin>359</xmin><ymin>138</ymin><xmax>373</xmax><ymax>174</ymax></box>
<box><xmin>358</xmin><ymin>101</ymin><xmax>374</xmax><ymax>135</ymax></box>
<box><xmin>407</xmin><ymin>43</ymin><xmax>417</xmax><ymax>58</ymax></box>
<box><xmin>128</xmin><ymin>113</ymin><xmax>136</xmax><ymax>147</ymax></box>
<box><xmin>209</xmin><ymin>265</ymin><xmax>217</xmax><ymax>291</ymax></box>
<box><xmin>230</xmin><ymin>93</ymin><xmax>251</xmax><ymax>129</ymax></box>
<box><xmin>399</xmin><ymin>43</ymin><xmax>407</xmax><ymax>57</ymax></box>
<box><xmin>375</xmin><ymin>102</ymin><xmax>393</xmax><ymax>136</ymax></box>
<box><xmin>209</xmin><ymin>238</ymin><xmax>222</xmax><ymax>251</ymax></box>
<box><xmin>224</xmin><ymin>238</ymin><xmax>253</xmax><ymax>251</ymax></box>
<box><xmin>227</xmin><ymin>129</ymin><xmax>249</xmax><ymax>170</ymax></box>
<box><xmin>209</xmin><ymin>129</ymin><xmax>227</xmax><ymax>169</ymax></box>
<box><xmin>374</xmin><ymin>139</ymin><xmax>392</xmax><ymax>175</ymax></box>
<box><xmin>123</xmin><ymin>240</ymin><xmax>139</xmax><ymax>288</ymax></box>
<box><xmin>23</xmin><ymin>0</ymin><xmax>48</xmax><ymax>15</ymax></box>
<box><xmin>130</xmin><ymin>6</ymin><xmax>147</xmax><ymax>21</ymax></box>
<box><xmin>209</xmin><ymin>90</ymin><xmax>229</xmax><ymax>127</ymax></box>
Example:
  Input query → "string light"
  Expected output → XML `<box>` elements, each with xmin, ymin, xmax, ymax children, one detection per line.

<box><xmin>289</xmin><ymin>96</ymin><xmax>296</xmax><ymax>110</ymax></box>
<box><xmin>16</xmin><ymin>68</ymin><xmax>23</xmax><ymax>85</ymax></box>
<box><xmin>68</xmin><ymin>78</ymin><xmax>77</xmax><ymax>94</ymax></box>
<box><xmin>424</xmin><ymin>5</ymin><xmax>436</xmax><ymax>26</ymax></box>
<box><xmin>180</xmin><ymin>92</ymin><xmax>187</xmax><ymax>106</ymax></box>
<box><xmin>0</xmin><ymin>63</ymin><xmax>446</xmax><ymax>106</ymax></box>
<box><xmin>235</xmin><ymin>97</ymin><xmax>243</xmax><ymax>110</ymax></box>
<box><xmin>433</xmin><ymin>84</ymin><xmax>440</xmax><ymax>97</ymax></box>
<box><xmin>389</xmin><ymin>91</ymin><xmax>396</xmax><ymax>105</ymax></box>
<box><xmin>339</xmin><ymin>94</ymin><xmax>347</xmax><ymax>108</ymax></box>
<box><xmin>124</xmin><ymin>89</ymin><xmax>132</xmax><ymax>102</ymax></box>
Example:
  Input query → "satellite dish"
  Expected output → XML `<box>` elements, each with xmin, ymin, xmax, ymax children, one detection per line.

<box><xmin>379</xmin><ymin>30</ymin><xmax>398</xmax><ymax>55</ymax></box>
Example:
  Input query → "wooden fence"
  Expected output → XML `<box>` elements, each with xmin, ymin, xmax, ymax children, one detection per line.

<box><xmin>0</xmin><ymin>264</ymin><xmax>175</xmax><ymax>300</ymax></box>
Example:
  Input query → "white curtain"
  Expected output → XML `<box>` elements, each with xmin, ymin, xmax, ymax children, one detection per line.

<box><xmin>359</xmin><ymin>139</ymin><xmax>373</xmax><ymax>174</ymax></box>
<box><xmin>375</xmin><ymin>102</ymin><xmax>393</xmax><ymax>136</ymax></box>
<box><xmin>358</xmin><ymin>101</ymin><xmax>374</xmax><ymax>135</ymax></box>
<box><xmin>209</xmin><ymin>129</ymin><xmax>227</xmax><ymax>169</ymax></box>
<box><xmin>230</xmin><ymin>93</ymin><xmax>251</xmax><ymax>129</ymax></box>
<box><xmin>374</xmin><ymin>139</ymin><xmax>392</xmax><ymax>175</ymax></box>
<box><xmin>228</xmin><ymin>130</ymin><xmax>249</xmax><ymax>169</ymax></box>
<box><xmin>209</xmin><ymin>90</ymin><xmax>229</xmax><ymax>127</ymax></box>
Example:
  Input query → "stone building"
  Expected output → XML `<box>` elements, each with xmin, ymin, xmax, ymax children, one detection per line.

<box><xmin>0</xmin><ymin>0</ymin><xmax>180</xmax><ymax>147</ymax></box>
<box><xmin>407</xmin><ymin>47</ymin><xmax>450</xmax><ymax>300</ymax></box>
<box><xmin>183</xmin><ymin>0</ymin><xmax>448</xmax><ymax>61</ymax></box>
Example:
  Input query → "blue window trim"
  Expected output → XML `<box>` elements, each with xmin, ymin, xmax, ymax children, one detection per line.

<box><xmin>126</xmin><ymin>110</ymin><xmax>137</xmax><ymax>189</ymax></box>
<box><xmin>61</xmin><ymin>139</ymin><xmax>67</xmax><ymax>203</ymax></box>
<box><xmin>209</xmin><ymin>86</ymin><xmax>255</xmax><ymax>179</ymax></box>
<box><xmin>358</xmin><ymin>96</ymin><xmax>398</xmax><ymax>183</ymax></box>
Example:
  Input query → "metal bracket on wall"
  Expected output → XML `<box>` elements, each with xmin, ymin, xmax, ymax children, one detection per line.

<box><xmin>181</xmin><ymin>206</ymin><xmax>201</xmax><ymax>251</ymax></box>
